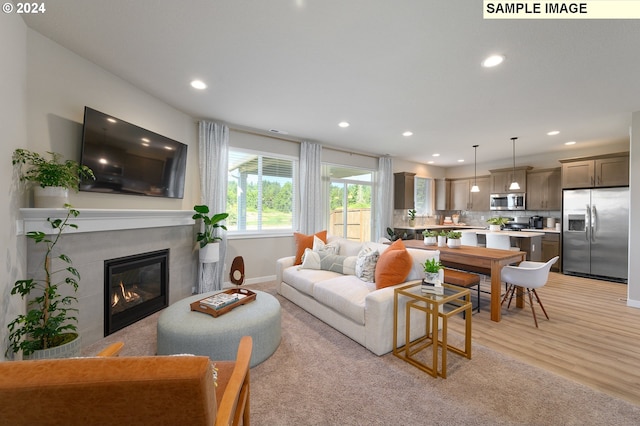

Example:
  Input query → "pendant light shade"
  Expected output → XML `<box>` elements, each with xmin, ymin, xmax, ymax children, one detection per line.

<box><xmin>471</xmin><ymin>144</ymin><xmax>480</xmax><ymax>193</ymax></box>
<box><xmin>509</xmin><ymin>137</ymin><xmax>520</xmax><ymax>190</ymax></box>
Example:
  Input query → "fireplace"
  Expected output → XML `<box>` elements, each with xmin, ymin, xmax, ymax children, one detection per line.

<box><xmin>104</xmin><ymin>249</ymin><xmax>169</xmax><ymax>336</ymax></box>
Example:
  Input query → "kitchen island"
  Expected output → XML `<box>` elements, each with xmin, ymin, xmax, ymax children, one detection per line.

<box><xmin>460</xmin><ymin>229</ymin><xmax>544</xmax><ymax>261</ymax></box>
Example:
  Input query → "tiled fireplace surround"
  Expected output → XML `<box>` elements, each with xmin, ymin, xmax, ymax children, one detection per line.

<box><xmin>21</xmin><ymin>209</ymin><xmax>197</xmax><ymax>349</ymax></box>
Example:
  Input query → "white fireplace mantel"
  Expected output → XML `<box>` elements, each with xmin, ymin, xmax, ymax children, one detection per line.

<box><xmin>18</xmin><ymin>208</ymin><xmax>195</xmax><ymax>235</ymax></box>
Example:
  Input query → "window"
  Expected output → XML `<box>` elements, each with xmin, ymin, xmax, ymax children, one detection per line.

<box><xmin>227</xmin><ymin>149</ymin><xmax>297</xmax><ymax>234</ymax></box>
<box><xmin>414</xmin><ymin>177</ymin><xmax>434</xmax><ymax>216</ymax></box>
<box><xmin>325</xmin><ymin>164</ymin><xmax>373</xmax><ymax>242</ymax></box>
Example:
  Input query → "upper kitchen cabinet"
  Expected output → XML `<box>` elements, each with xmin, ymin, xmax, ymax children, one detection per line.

<box><xmin>449</xmin><ymin>176</ymin><xmax>490</xmax><ymax>211</ymax></box>
<box><xmin>489</xmin><ymin>166</ymin><xmax>532</xmax><ymax>193</ymax></box>
<box><xmin>394</xmin><ymin>172</ymin><xmax>416</xmax><ymax>209</ymax></box>
<box><xmin>560</xmin><ymin>153</ymin><xmax>629</xmax><ymax>189</ymax></box>
<box><xmin>434</xmin><ymin>178</ymin><xmax>451</xmax><ymax>210</ymax></box>
<box><xmin>527</xmin><ymin>168</ymin><xmax>561</xmax><ymax>210</ymax></box>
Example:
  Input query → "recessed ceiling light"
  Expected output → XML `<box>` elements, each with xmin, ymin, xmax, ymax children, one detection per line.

<box><xmin>338</xmin><ymin>121</ymin><xmax>350</xmax><ymax>128</ymax></box>
<box><xmin>565</xmin><ymin>141</ymin><xmax>576</xmax><ymax>145</ymax></box>
<box><xmin>107</xmin><ymin>117</ymin><xmax>117</xmax><ymax>123</ymax></box>
<box><xmin>427</xmin><ymin>161</ymin><xmax>435</xmax><ymax>164</ymax></box>
<box><xmin>482</xmin><ymin>54</ymin><xmax>505</xmax><ymax>68</ymax></box>
<box><xmin>402</xmin><ymin>131</ymin><xmax>413</xmax><ymax>137</ymax></box>
<box><xmin>432</xmin><ymin>153</ymin><xmax>440</xmax><ymax>157</ymax></box>
<box><xmin>190</xmin><ymin>80</ymin><xmax>207</xmax><ymax>90</ymax></box>
<box><xmin>547</xmin><ymin>130</ymin><xmax>560</xmax><ymax>136</ymax></box>
<box><xmin>458</xmin><ymin>159</ymin><xmax>465</xmax><ymax>163</ymax></box>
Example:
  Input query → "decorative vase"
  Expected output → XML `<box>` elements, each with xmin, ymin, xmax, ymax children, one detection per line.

<box><xmin>34</xmin><ymin>186</ymin><xmax>69</xmax><ymax>208</ymax></box>
<box><xmin>447</xmin><ymin>238</ymin><xmax>461</xmax><ymax>248</ymax></box>
<box><xmin>424</xmin><ymin>272</ymin><xmax>440</xmax><ymax>284</ymax></box>
<box><xmin>489</xmin><ymin>224</ymin><xmax>501</xmax><ymax>232</ymax></box>
<box><xmin>423</xmin><ymin>236</ymin><xmax>436</xmax><ymax>246</ymax></box>
<box><xmin>437</xmin><ymin>236</ymin><xmax>446</xmax><ymax>247</ymax></box>
<box><xmin>199</xmin><ymin>242</ymin><xmax>220</xmax><ymax>263</ymax></box>
<box><xmin>23</xmin><ymin>333</ymin><xmax>81</xmax><ymax>360</ymax></box>
<box><xmin>409</xmin><ymin>219</ymin><xmax>415</xmax><ymax>227</ymax></box>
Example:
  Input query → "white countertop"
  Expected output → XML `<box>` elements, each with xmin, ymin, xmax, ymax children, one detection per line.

<box><xmin>522</xmin><ymin>228</ymin><xmax>561</xmax><ymax>234</ymax></box>
<box><xmin>460</xmin><ymin>229</ymin><xmax>545</xmax><ymax>238</ymax></box>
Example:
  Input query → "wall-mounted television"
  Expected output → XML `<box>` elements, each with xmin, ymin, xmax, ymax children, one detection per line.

<box><xmin>80</xmin><ymin>107</ymin><xmax>187</xmax><ymax>198</ymax></box>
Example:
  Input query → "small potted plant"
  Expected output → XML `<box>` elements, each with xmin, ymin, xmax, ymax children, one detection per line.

<box><xmin>408</xmin><ymin>209</ymin><xmax>417</xmax><ymax>227</ymax></box>
<box><xmin>12</xmin><ymin>149</ymin><xmax>95</xmax><ymax>208</ymax></box>
<box><xmin>192</xmin><ymin>205</ymin><xmax>229</xmax><ymax>263</ymax></box>
<box><xmin>437</xmin><ymin>230</ymin><xmax>447</xmax><ymax>247</ymax></box>
<box><xmin>422</xmin><ymin>258</ymin><xmax>443</xmax><ymax>293</ymax></box>
<box><xmin>422</xmin><ymin>230</ymin><xmax>437</xmax><ymax>245</ymax></box>
<box><xmin>6</xmin><ymin>205</ymin><xmax>82</xmax><ymax>359</ymax></box>
<box><xmin>446</xmin><ymin>231</ymin><xmax>462</xmax><ymax>248</ymax></box>
<box><xmin>487</xmin><ymin>216</ymin><xmax>510</xmax><ymax>231</ymax></box>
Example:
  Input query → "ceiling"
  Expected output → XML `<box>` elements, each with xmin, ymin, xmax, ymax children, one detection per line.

<box><xmin>22</xmin><ymin>1</ymin><xmax>640</xmax><ymax>167</ymax></box>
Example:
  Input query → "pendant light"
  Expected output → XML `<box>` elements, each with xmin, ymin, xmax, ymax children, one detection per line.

<box><xmin>470</xmin><ymin>144</ymin><xmax>480</xmax><ymax>192</ymax></box>
<box><xmin>509</xmin><ymin>137</ymin><xmax>520</xmax><ymax>191</ymax></box>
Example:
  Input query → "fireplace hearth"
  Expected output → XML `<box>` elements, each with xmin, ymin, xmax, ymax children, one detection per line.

<box><xmin>104</xmin><ymin>249</ymin><xmax>169</xmax><ymax>336</ymax></box>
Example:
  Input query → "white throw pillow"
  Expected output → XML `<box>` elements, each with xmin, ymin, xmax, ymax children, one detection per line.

<box><xmin>300</xmin><ymin>248</ymin><xmax>356</xmax><ymax>275</ymax></box>
<box><xmin>312</xmin><ymin>235</ymin><xmax>339</xmax><ymax>255</ymax></box>
<box><xmin>355</xmin><ymin>246</ymin><xmax>379</xmax><ymax>283</ymax></box>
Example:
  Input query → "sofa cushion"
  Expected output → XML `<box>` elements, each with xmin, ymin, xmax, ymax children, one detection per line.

<box><xmin>355</xmin><ymin>247</ymin><xmax>379</xmax><ymax>283</ymax></box>
<box><xmin>312</xmin><ymin>235</ymin><xmax>339</xmax><ymax>255</ymax></box>
<box><xmin>313</xmin><ymin>275</ymin><xmax>375</xmax><ymax>325</ymax></box>
<box><xmin>282</xmin><ymin>266</ymin><xmax>342</xmax><ymax>297</ymax></box>
<box><xmin>335</xmin><ymin>238</ymin><xmax>365</xmax><ymax>257</ymax></box>
<box><xmin>406</xmin><ymin>248</ymin><xmax>440</xmax><ymax>281</ymax></box>
<box><xmin>374</xmin><ymin>239</ymin><xmax>413</xmax><ymax>289</ymax></box>
<box><xmin>300</xmin><ymin>249</ymin><xmax>357</xmax><ymax>275</ymax></box>
<box><xmin>294</xmin><ymin>230</ymin><xmax>327</xmax><ymax>265</ymax></box>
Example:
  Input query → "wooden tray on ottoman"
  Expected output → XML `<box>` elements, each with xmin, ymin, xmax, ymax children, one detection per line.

<box><xmin>190</xmin><ymin>288</ymin><xmax>257</xmax><ymax>318</ymax></box>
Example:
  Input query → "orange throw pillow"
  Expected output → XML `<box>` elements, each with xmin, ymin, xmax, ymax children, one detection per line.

<box><xmin>293</xmin><ymin>230</ymin><xmax>327</xmax><ymax>265</ymax></box>
<box><xmin>375</xmin><ymin>239</ymin><xmax>412</xmax><ymax>289</ymax></box>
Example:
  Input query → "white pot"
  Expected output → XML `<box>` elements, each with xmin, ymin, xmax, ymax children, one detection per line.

<box><xmin>423</xmin><ymin>236</ymin><xmax>437</xmax><ymax>246</ymax></box>
<box><xmin>23</xmin><ymin>333</ymin><xmax>81</xmax><ymax>360</ymax></box>
<box><xmin>447</xmin><ymin>238</ymin><xmax>461</xmax><ymax>248</ymax></box>
<box><xmin>424</xmin><ymin>272</ymin><xmax>440</xmax><ymax>284</ymax></box>
<box><xmin>199</xmin><ymin>242</ymin><xmax>220</xmax><ymax>263</ymax></box>
<box><xmin>34</xmin><ymin>186</ymin><xmax>69</xmax><ymax>208</ymax></box>
<box><xmin>437</xmin><ymin>235</ymin><xmax>446</xmax><ymax>247</ymax></box>
<box><xmin>489</xmin><ymin>224</ymin><xmax>501</xmax><ymax>232</ymax></box>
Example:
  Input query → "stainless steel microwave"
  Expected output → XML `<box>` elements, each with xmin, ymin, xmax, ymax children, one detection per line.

<box><xmin>490</xmin><ymin>193</ymin><xmax>526</xmax><ymax>211</ymax></box>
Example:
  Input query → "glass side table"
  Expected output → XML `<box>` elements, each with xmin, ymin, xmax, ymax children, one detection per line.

<box><xmin>393</xmin><ymin>281</ymin><xmax>472</xmax><ymax>378</ymax></box>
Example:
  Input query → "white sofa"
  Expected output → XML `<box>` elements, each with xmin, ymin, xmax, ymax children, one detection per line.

<box><xmin>276</xmin><ymin>236</ymin><xmax>441</xmax><ymax>355</ymax></box>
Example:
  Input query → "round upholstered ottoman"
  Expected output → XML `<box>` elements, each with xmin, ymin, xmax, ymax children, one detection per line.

<box><xmin>157</xmin><ymin>289</ymin><xmax>281</xmax><ymax>367</ymax></box>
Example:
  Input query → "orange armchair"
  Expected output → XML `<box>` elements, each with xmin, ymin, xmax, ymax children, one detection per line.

<box><xmin>0</xmin><ymin>336</ymin><xmax>252</xmax><ymax>426</ymax></box>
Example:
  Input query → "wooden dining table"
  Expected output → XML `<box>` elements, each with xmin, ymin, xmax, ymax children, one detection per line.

<box><xmin>401</xmin><ymin>240</ymin><xmax>526</xmax><ymax>322</ymax></box>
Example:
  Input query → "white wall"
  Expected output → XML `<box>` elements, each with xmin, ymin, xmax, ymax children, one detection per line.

<box><xmin>25</xmin><ymin>29</ymin><xmax>200</xmax><ymax>210</ymax></box>
<box><xmin>628</xmin><ymin>112</ymin><xmax>639</xmax><ymax>307</ymax></box>
<box><xmin>1</xmin><ymin>14</ymin><xmax>28</xmax><ymax>360</ymax></box>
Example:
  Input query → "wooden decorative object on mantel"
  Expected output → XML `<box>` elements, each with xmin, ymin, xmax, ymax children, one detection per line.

<box><xmin>190</xmin><ymin>288</ymin><xmax>256</xmax><ymax>318</ymax></box>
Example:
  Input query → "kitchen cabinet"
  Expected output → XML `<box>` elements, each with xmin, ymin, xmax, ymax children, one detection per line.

<box><xmin>434</xmin><ymin>178</ymin><xmax>451</xmax><ymax>210</ymax></box>
<box><xmin>489</xmin><ymin>167</ymin><xmax>531</xmax><ymax>193</ymax></box>
<box><xmin>449</xmin><ymin>177</ymin><xmax>490</xmax><ymax>211</ymax></box>
<box><xmin>527</xmin><ymin>168</ymin><xmax>561</xmax><ymax>210</ymax></box>
<box><xmin>560</xmin><ymin>153</ymin><xmax>629</xmax><ymax>188</ymax></box>
<box><xmin>394</xmin><ymin>172</ymin><xmax>415</xmax><ymax>209</ymax></box>
<box><xmin>541</xmin><ymin>232</ymin><xmax>561</xmax><ymax>272</ymax></box>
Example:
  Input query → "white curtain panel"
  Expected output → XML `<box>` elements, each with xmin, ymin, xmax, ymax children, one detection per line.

<box><xmin>197</xmin><ymin>121</ymin><xmax>229</xmax><ymax>293</ymax></box>
<box><xmin>374</xmin><ymin>156</ymin><xmax>393</xmax><ymax>242</ymax></box>
<box><xmin>299</xmin><ymin>141</ymin><xmax>323</xmax><ymax>234</ymax></box>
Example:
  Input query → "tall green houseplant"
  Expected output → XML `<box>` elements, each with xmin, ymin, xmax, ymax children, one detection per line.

<box><xmin>192</xmin><ymin>205</ymin><xmax>229</xmax><ymax>248</ymax></box>
<box><xmin>7</xmin><ymin>205</ymin><xmax>82</xmax><ymax>357</ymax></box>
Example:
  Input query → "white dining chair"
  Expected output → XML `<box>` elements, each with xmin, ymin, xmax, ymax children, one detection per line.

<box><xmin>485</xmin><ymin>233</ymin><xmax>520</xmax><ymax>251</ymax></box>
<box><xmin>460</xmin><ymin>232</ymin><xmax>478</xmax><ymax>247</ymax></box>
<box><xmin>500</xmin><ymin>256</ymin><xmax>559</xmax><ymax>327</ymax></box>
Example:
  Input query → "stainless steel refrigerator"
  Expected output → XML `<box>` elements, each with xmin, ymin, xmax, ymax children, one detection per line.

<box><xmin>563</xmin><ymin>187</ymin><xmax>629</xmax><ymax>282</ymax></box>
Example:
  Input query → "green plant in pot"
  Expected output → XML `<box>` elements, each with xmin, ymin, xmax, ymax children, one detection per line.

<box><xmin>487</xmin><ymin>216</ymin><xmax>510</xmax><ymax>231</ymax></box>
<box><xmin>408</xmin><ymin>209</ymin><xmax>417</xmax><ymax>226</ymax></box>
<box><xmin>12</xmin><ymin>149</ymin><xmax>95</xmax><ymax>208</ymax></box>
<box><xmin>422</xmin><ymin>230</ymin><xmax>437</xmax><ymax>245</ymax></box>
<box><xmin>192</xmin><ymin>205</ymin><xmax>229</xmax><ymax>263</ymax></box>
<box><xmin>423</xmin><ymin>258</ymin><xmax>443</xmax><ymax>285</ymax></box>
<box><xmin>446</xmin><ymin>231</ymin><xmax>462</xmax><ymax>248</ymax></box>
<box><xmin>7</xmin><ymin>205</ymin><xmax>82</xmax><ymax>359</ymax></box>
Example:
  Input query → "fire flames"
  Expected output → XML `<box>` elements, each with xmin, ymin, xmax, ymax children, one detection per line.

<box><xmin>111</xmin><ymin>281</ymin><xmax>141</xmax><ymax>308</ymax></box>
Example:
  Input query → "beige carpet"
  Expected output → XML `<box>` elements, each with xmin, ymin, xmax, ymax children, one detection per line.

<box><xmin>84</xmin><ymin>282</ymin><xmax>640</xmax><ymax>425</ymax></box>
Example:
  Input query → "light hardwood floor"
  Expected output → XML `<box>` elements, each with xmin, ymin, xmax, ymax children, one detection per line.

<box><xmin>448</xmin><ymin>272</ymin><xmax>640</xmax><ymax>406</ymax></box>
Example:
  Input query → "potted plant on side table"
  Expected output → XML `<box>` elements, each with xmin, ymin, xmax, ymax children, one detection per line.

<box><xmin>12</xmin><ymin>149</ymin><xmax>95</xmax><ymax>208</ymax></box>
<box><xmin>192</xmin><ymin>205</ymin><xmax>229</xmax><ymax>263</ymax></box>
<box><xmin>6</xmin><ymin>205</ymin><xmax>82</xmax><ymax>359</ymax></box>
<box><xmin>422</xmin><ymin>258</ymin><xmax>444</xmax><ymax>295</ymax></box>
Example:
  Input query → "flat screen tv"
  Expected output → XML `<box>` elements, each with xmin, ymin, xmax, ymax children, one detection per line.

<box><xmin>80</xmin><ymin>107</ymin><xmax>187</xmax><ymax>198</ymax></box>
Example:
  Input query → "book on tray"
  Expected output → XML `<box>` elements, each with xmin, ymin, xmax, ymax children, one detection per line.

<box><xmin>199</xmin><ymin>293</ymin><xmax>239</xmax><ymax>310</ymax></box>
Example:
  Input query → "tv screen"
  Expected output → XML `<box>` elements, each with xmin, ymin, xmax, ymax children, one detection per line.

<box><xmin>80</xmin><ymin>107</ymin><xmax>187</xmax><ymax>198</ymax></box>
